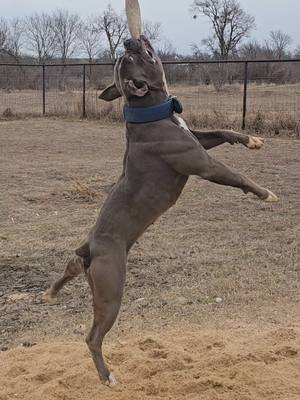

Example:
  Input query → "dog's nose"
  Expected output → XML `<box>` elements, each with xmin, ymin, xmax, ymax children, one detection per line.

<box><xmin>124</xmin><ymin>38</ymin><xmax>141</xmax><ymax>52</ymax></box>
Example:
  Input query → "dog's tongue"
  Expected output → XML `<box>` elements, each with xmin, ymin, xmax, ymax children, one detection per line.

<box><xmin>125</xmin><ymin>0</ymin><xmax>142</xmax><ymax>39</ymax></box>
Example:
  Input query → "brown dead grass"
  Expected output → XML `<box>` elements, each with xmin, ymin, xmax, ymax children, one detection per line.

<box><xmin>0</xmin><ymin>83</ymin><xmax>299</xmax><ymax>134</ymax></box>
<box><xmin>62</xmin><ymin>179</ymin><xmax>100</xmax><ymax>203</ymax></box>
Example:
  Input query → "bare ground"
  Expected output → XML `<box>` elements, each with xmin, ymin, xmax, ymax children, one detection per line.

<box><xmin>0</xmin><ymin>119</ymin><xmax>299</xmax><ymax>399</ymax></box>
<box><xmin>1</xmin><ymin>325</ymin><xmax>300</xmax><ymax>400</ymax></box>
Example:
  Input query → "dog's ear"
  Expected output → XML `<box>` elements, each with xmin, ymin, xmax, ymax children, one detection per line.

<box><xmin>99</xmin><ymin>83</ymin><xmax>122</xmax><ymax>102</ymax></box>
<box><xmin>127</xmin><ymin>80</ymin><xmax>149</xmax><ymax>97</ymax></box>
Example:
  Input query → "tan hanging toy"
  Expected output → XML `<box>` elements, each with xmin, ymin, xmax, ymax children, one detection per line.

<box><xmin>125</xmin><ymin>0</ymin><xmax>143</xmax><ymax>38</ymax></box>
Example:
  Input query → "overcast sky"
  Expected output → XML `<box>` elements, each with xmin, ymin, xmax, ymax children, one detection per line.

<box><xmin>2</xmin><ymin>0</ymin><xmax>299</xmax><ymax>54</ymax></box>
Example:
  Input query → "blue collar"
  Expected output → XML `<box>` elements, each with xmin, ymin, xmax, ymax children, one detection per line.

<box><xmin>124</xmin><ymin>96</ymin><xmax>183</xmax><ymax>124</ymax></box>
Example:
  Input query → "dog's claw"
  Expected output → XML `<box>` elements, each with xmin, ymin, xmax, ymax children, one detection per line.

<box><xmin>247</xmin><ymin>136</ymin><xmax>265</xmax><ymax>150</ymax></box>
<box><xmin>105</xmin><ymin>373</ymin><xmax>117</xmax><ymax>388</ymax></box>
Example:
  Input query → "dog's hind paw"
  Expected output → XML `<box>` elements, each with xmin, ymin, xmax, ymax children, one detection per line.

<box><xmin>105</xmin><ymin>373</ymin><xmax>117</xmax><ymax>388</ymax></box>
<box><xmin>42</xmin><ymin>288</ymin><xmax>57</xmax><ymax>304</ymax></box>
<box><xmin>247</xmin><ymin>136</ymin><xmax>265</xmax><ymax>150</ymax></box>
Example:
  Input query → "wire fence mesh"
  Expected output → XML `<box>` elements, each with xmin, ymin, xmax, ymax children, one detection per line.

<box><xmin>0</xmin><ymin>60</ymin><xmax>299</xmax><ymax>132</ymax></box>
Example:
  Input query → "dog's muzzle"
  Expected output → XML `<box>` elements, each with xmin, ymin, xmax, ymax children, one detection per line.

<box><xmin>124</xmin><ymin>38</ymin><xmax>142</xmax><ymax>52</ymax></box>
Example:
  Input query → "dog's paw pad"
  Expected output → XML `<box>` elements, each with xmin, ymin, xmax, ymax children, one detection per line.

<box><xmin>264</xmin><ymin>190</ymin><xmax>279</xmax><ymax>203</ymax></box>
<box><xmin>247</xmin><ymin>136</ymin><xmax>265</xmax><ymax>149</ymax></box>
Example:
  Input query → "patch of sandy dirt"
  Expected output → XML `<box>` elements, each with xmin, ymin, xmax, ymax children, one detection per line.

<box><xmin>1</xmin><ymin>324</ymin><xmax>300</xmax><ymax>400</ymax></box>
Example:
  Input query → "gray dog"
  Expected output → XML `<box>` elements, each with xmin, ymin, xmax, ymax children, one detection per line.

<box><xmin>44</xmin><ymin>35</ymin><xmax>278</xmax><ymax>386</ymax></box>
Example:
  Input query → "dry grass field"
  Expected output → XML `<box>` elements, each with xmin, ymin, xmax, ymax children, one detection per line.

<box><xmin>0</xmin><ymin>119</ymin><xmax>299</xmax><ymax>399</ymax></box>
<box><xmin>1</xmin><ymin>83</ymin><xmax>300</xmax><ymax>134</ymax></box>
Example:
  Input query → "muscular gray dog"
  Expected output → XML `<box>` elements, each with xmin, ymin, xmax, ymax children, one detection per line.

<box><xmin>44</xmin><ymin>36</ymin><xmax>278</xmax><ymax>386</ymax></box>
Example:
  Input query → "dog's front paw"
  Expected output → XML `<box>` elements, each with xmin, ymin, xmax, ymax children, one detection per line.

<box><xmin>247</xmin><ymin>136</ymin><xmax>265</xmax><ymax>150</ymax></box>
<box><xmin>263</xmin><ymin>190</ymin><xmax>279</xmax><ymax>203</ymax></box>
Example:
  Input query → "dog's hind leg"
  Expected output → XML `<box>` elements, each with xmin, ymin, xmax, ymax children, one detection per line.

<box><xmin>86</xmin><ymin>240</ymin><xmax>126</xmax><ymax>386</ymax></box>
<box><xmin>43</xmin><ymin>256</ymin><xmax>84</xmax><ymax>304</ymax></box>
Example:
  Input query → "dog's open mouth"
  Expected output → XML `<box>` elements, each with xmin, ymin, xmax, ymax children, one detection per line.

<box><xmin>125</xmin><ymin>0</ymin><xmax>155</xmax><ymax>59</ymax></box>
<box><xmin>124</xmin><ymin>36</ymin><xmax>153</xmax><ymax>51</ymax></box>
<box><xmin>133</xmin><ymin>79</ymin><xmax>147</xmax><ymax>89</ymax></box>
<box><xmin>124</xmin><ymin>36</ymin><xmax>156</xmax><ymax>64</ymax></box>
<box><xmin>124</xmin><ymin>38</ymin><xmax>141</xmax><ymax>52</ymax></box>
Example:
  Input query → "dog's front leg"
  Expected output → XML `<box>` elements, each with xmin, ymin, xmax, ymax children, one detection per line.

<box><xmin>191</xmin><ymin>130</ymin><xmax>264</xmax><ymax>151</ymax></box>
<box><xmin>160</xmin><ymin>132</ymin><xmax>278</xmax><ymax>202</ymax></box>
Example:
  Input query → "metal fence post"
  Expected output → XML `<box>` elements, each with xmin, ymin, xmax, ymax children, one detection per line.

<box><xmin>42</xmin><ymin>64</ymin><xmax>46</xmax><ymax>115</ymax></box>
<box><xmin>242</xmin><ymin>61</ymin><xmax>248</xmax><ymax>130</ymax></box>
<box><xmin>82</xmin><ymin>64</ymin><xmax>86</xmax><ymax>118</ymax></box>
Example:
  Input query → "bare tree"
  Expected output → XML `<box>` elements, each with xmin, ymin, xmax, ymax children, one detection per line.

<box><xmin>157</xmin><ymin>39</ymin><xmax>178</xmax><ymax>60</ymax></box>
<box><xmin>95</xmin><ymin>5</ymin><xmax>128</xmax><ymax>62</ymax></box>
<box><xmin>0</xmin><ymin>17</ymin><xmax>24</xmax><ymax>62</ymax></box>
<box><xmin>25</xmin><ymin>13</ymin><xmax>56</xmax><ymax>62</ymax></box>
<box><xmin>191</xmin><ymin>43</ymin><xmax>211</xmax><ymax>59</ymax></box>
<box><xmin>191</xmin><ymin>0</ymin><xmax>255</xmax><ymax>58</ymax></box>
<box><xmin>239</xmin><ymin>40</ymin><xmax>264</xmax><ymax>59</ymax></box>
<box><xmin>0</xmin><ymin>18</ymin><xmax>9</xmax><ymax>56</ymax></box>
<box><xmin>51</xmin><ymin>9</ymin><xmax>81</xmax><ymax>62</ymax></box>
<box><xmin>7</xmin><ymin>18</ymin><xmax>25</xmax><ymax>60</ymax></box>
<box><xmin>268</xmin><ymin>30</ymin><xmax>292</xmax><ymax>59</ymax></box>
<box><xmin>143</xmin><ymin>21</ymin><xmax>162</xmax><ymax>45</ymax></box>
<box><xmin>77</xmin><ymin>17</ymin><xmax>102</xmax><ymax>63</ymax></box>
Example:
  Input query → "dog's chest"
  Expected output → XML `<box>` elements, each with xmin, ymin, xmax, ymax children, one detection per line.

<box><xmin>173</xmin><ymin>115</ymin><xmax>190</xmax><ymax>132</ymax></box>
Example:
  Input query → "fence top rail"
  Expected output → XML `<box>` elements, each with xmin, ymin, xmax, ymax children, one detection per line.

<box><xmin>0</xmin><ymin>58</ymin><xmax>300</xmax><ymax>67</ymax></box>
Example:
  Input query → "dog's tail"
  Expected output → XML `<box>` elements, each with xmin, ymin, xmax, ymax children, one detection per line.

<box><xmin>75</xmin><ymin>242</ymin><xmax>91</xmax><ymax>270</ymax></box>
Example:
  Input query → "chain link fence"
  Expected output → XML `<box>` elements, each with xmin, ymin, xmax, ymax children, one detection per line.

<box><xmin>0</xmin><ymin>59</ymin><xmax>299</xmax><ymax>132</ymax></box>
